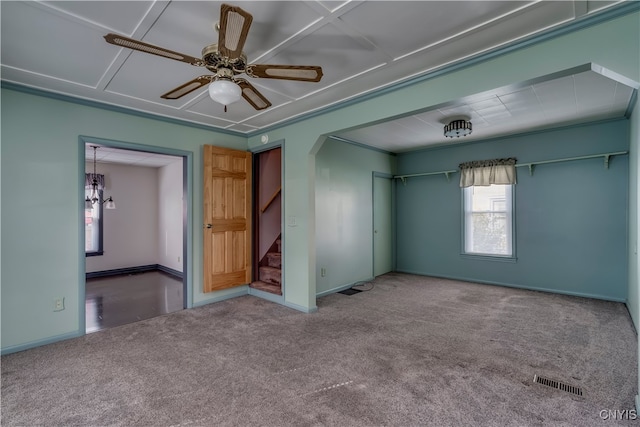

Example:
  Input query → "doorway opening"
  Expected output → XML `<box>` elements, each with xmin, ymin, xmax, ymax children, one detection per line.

<box><xmin>82</xmin><ymin>141</ymin><xmax>188</xmax><ymax>333</ymax></box>
<box><xmin>250</xmin><ymin>146</ymin><xmax>283</xmax><ymax>296</ymax></box>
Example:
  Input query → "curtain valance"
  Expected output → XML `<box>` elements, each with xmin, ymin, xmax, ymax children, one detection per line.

<box><xmin>459</xmin><ymin>158</ymin><xmax>517</xmax><ymax>188</ymax></box>
<box><xmin>85</xmin><ymin>173</ymin><xmax>105</xmax><ymax>190</ymax></box>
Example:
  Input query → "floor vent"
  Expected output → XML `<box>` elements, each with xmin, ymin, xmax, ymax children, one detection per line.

<box><xmin>338</xmin><ymin>288</ymin><xmax>362</xmax><ymax>296</ymax></box>
<box><xmin>533</xmin><ymin>374</ymin><xmax>583</xmax><ymax>396</ymax></box>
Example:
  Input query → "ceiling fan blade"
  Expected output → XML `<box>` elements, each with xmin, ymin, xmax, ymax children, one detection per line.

<box><xmin>217</xmin><ymin>3</ymin><xmax>253</xmax><ymax>59</ymax></box>
<box><xmin>247</xmin><ymin>64</ymin><xmax>323</xmax><ymax>82</ymax></box>
<box><xmin>237</xmin><ymin>79</ymin><xmax>272</xmax><ymax>110</ymax></box>
<box><xmin>161</xmin><ymin>76</ymin><xmax>214</xmax><ymax>99</ymax></box>
<box><xmin>104</xmin><ymin>33</ymin><xmax>204</xmax><ymax>66</ymax></box>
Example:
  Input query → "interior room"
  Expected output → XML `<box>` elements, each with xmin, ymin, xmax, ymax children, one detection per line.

<box><xmin>1</xmin><ymin>1</ymin><xmax>638</xmax><ymax>425</ymax></box>
<box><xmin>83</xmin><ymin>144</ymin><xmax>185</xmax><ymax>332</ymax></box>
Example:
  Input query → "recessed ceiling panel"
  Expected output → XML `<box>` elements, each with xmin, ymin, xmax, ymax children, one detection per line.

<box><xmin>332</xmin><ymin>68</ymin><xmax>637</xmax><ymax>153</ymax></box>
<box><xmin>249</xmin><ymin>22</ymin><xmax>388</xmax><ymax>98</ymax></box>
<box><xmin>0</xmin><ymin>1</ymin><xmax>122</xmax><ymax>87</ymax></box>
<box><xmin>339</xmin><ymin>1</ymin><xmax>533</xmax><ymax>58</ymax></box>
<box><xmin>103</xmin><ymin>50</ymin><xmax>207</xmax><ymax>105</ymax></box>
<box><xmin>137</xmin><ymin>1</ymin><xmax>222</xmax><ymax>57</ymax></box>
<box><xmin>41</xmin><ymin>1</ymin><xmax>154</xmax><ymax>35</ymax></box>
<box><xmin>238</xmin><ymin>1</ymin><xmax>324</xmax><ymax>61</ymax></box>
<box><xmin>587</xmin><ymin>0</ymin><xmax>624</xmax><ymax>13</ymax></box>
<box><xmin>317</xmin><ymin>1</ymin><xmax>351</xmax><ymax>13</ymax></box>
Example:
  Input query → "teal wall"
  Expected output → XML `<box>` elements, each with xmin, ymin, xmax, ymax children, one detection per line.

<box><xmin>1</xmin><ymin>7</ymin><xmax>638</xmax><ymax>359</ymax></box>
<box><xmin>630</xmin><ymin>94</ymin><xmax>639</xmax><ymax>327</ymax></box>
<box><xmin>395</xmin><ymin>120</ymin><xmax>630</xmax><ymax>301</ymax></box>
<box><xmin>0</xmin><ymin>88</ymin><xmax>246</xmax><ymax>353</ymax></box>
<box><xmin>628</xmin><ymin>88</ymin><xmax>640</xmax><ymax>412</ymax></box>
<box><xmin>315</xmin><ymin>139</ymin><xmax>396</xmax><ymax>295</ymax></box>
<box><xmin>247</xmin><ymin>10</ymin><xmax>639</xmax><ymax>312</ymax></box>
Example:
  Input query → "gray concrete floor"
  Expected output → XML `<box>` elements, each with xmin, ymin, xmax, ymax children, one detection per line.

<box><xmin>85</xmin><ymin>270</ymin><xmax>183</xmax><ymax>333</ymax></box>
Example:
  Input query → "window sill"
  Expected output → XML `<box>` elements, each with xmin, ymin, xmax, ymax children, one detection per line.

<box><xmin>86</xmin><ymin>251</ymin><xmax>104</xmax><ymax>257</ymax></box>
<box><xmin>460</xmin><ymin>253</ymin><xmax>517</xmax><ymax>263</ymax></box>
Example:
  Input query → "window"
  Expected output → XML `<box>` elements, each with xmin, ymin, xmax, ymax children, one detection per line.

<box><xmin>463</xmin><ymin>184</ymin><xmax>514</xmax><ymax>257</ymax></box>
<box><xmin>85</xmin><ymin>189</ymin><xmax>104</xmax><ymax>256</ymax></box>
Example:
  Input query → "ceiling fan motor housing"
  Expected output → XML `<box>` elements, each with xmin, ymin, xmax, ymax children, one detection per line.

<box><xmin>202</xmin><ymin>44</ymin><xmax>247</xmax><ymax>73</ymax></box>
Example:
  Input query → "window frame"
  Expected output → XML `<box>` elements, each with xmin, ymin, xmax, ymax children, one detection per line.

<box><xmin>85</xmin><ymin>188</ymin><xmax>104</xmax><ymax>257</ymax></box>
<box><xmin>461</xmin><ymin>184</ymin><xmax>516</xmax><ymax>262</ymax></box>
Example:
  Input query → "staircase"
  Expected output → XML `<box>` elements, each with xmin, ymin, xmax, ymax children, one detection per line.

<box><xmin>250</xmin><ymin>238</ymin><xmax>282</xmax><ymax>295</ymax></box>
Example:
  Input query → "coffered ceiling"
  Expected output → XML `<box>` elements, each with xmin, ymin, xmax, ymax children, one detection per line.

<box><xmin>2</xmin><ymin>1</ymin><xmax>638</xmax><ymax>154</ymax></box>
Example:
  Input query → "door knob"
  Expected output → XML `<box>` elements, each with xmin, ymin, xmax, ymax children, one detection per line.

<box><xmin>205</xmin><ymin>224</ymin><xmax>212</xmax><ymax>229</ymax></box>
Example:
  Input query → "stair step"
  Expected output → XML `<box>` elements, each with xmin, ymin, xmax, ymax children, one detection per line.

<box><xmin>259</xmin><ymin>266</ymin><xmax>281</xmax><ymax>285</ymax></box>
<box><xmin>266</xmin><ymin>252</ymin><xmax>281</xmax><ymax>268</ymax></box>
<box><xmin>250</xmin><ymin>280</ymin><xmax>282</xmax><ymax>296</ymax></box>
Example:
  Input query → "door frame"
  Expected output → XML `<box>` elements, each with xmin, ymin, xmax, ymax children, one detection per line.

<box><xmin>372</xmin><ymin>172</ymin><xmax>396</xmax><ymax>277</ymax></box>
<box><xmin>78</xmin><ymin>136</ymin><xmax>193</xmax><ymax>334</ymax></box>
<box><xmin>250</xmin><ymin>140</ymin><xmax>285</xmax><ymax>301</ymax></box>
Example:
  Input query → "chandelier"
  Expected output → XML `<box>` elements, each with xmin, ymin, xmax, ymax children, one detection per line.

<box><xmin>85</xmin><ymin>145</ymin><xmax>116</xmax><ymax>210</ymax></box>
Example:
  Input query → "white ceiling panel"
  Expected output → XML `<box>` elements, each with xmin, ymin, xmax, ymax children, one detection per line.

<box><xmin>338</xmin><ymin>1</ymin><xmax>532</xmax><ymax>59</ymax></box>
<box><xmin>41</xmin><ymin>1</ymin><xmax>154</xmax><ymax>35</ymax></box>
<box><xmin>86</xmin><ymin>144</ymin><xmax>181</xmax><ymax>167</ymax></box>
<box><xmin>0</xmin><ymin>2</ymin><xmax>120</xmax><ymax>87</ymax></box>
<box><xmin>103</xmin><ymin>49</ymin><xmax>206</xmax><ymax>104</ymax></box>
<box><xmin>333</xmin><ymin>68</ymin><xmax>636</xmax><ymax>152</ymax></box>
<box><xmin>1</xmin><ymin>1</ymin><xmax>636</xmax><ymax>154</ymax></box>
<box><xmin>499</xmin><ymin>88</ymin><xmax>543</xmax><ymax>116</ymax></box>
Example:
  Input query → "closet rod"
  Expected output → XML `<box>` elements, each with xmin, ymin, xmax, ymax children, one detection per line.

<box><xmin>516</xmin><ymin>151</ymin><xmax>628</xmax><ymax>175</ymax></box>
<box><xmin>394</xmin><ymin>169</ymin><xmax>457</xmax><ymax>184</ymax></box>
<box><xmin>393</xmin><ymin>150</ymin><xmax>628</xmax><ymax>183</ymax></box>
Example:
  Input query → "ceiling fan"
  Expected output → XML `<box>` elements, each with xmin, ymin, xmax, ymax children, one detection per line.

<box><xmin>104</xmin><ymin>3</ymin><xmax>323</xmax><ymax>111</ymax></box>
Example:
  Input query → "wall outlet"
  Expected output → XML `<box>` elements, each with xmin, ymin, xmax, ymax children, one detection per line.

<box><xmin>53</xmin><ymin>297</ymin><xmax>65</xmax><ymax>312</ymax></box>
<box><xmin>321</xmin><ymin>268</ymin><xmax>327</xmax><ymax>277</ymax></box>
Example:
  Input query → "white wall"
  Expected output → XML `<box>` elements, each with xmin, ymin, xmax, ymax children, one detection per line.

<box><xmin>85</xmin><ymin>162</ymin><xmax>159</xmax><ymax>272</ymax></box>
<box><xmin>158</xmin><ymin>158</ymin><xmax>184</xmax><ymax>272</ymax></box>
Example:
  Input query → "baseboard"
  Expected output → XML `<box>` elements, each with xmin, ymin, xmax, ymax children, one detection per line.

<box><xmin>192</xmin><ymin>287</ymin><xmax>248</xmax><ymax>308</ymax></box>
<box><xmin>624</xmin><ymin>301</ymin><xmax>638</xmax><ymax>335</ymax></box>
<box><xmin>284</xmin><ymin>301</ymin><xmax>318</xmax><ymax>313</ymax></box>
<box><xmin>395</xmin><ymin>269</ymin><xmax>627</xmax><ymax>303</ymax></box>
<box><xmin>1</xmin><ymin>330</ymin><xmax>83</xmax><ymax>356</ymax></box>
<box><xmin>86</xmin><ymin>264</ymin><xmax>157</xmax><ymax>279</ymax></box>
<box><xmin>86</xmin><ymin>264</ymin><xmax>183</xmax><ymax>280</ymax></box>
<box><xmin>248</xmin><ymin>287</ymin><xmax>284</xmax><ymax>304</ymax></box>
<box><xmin>316</xmin><ymin>278</ymin><xmax>375</xmax><ymax>297</ymax></box>
<box><xmin>156</xmin><ymin>264</ymin><xmax>183</xmax><ymax>279</ymax></box>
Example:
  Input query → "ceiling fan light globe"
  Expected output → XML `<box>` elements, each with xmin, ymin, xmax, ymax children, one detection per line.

<box><xmin>208</xmin><ymin>80</ymin><xmax>242</xmax><ymax>105</ymax></box>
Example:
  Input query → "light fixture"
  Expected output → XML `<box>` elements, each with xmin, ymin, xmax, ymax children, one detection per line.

<box><xmin>208</xmin><ymin>78</ymin><xmax>242</xmax><ymax>108</ymax></box>
<box><xmin>444</xmin><ymin>119</ymin><xmax>472</xmax><ymax>138</ymax></box>
<box><xmin>85</xmin><ymin>146</ymin><xmax>116</xmax><ymax>210</ymax></box>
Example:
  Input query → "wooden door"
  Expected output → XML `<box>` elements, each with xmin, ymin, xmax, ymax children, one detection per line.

<box><xmin>203</xmin><ymin>145</ymin><xmax>252</xmax><ymax>292</ymax></box>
